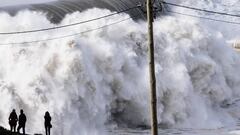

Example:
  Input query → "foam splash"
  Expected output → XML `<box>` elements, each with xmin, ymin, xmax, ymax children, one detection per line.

<box><xmin>0</xmin><ymin>4</ymin><xmax>239</xmax><ymax>135</ymax></box>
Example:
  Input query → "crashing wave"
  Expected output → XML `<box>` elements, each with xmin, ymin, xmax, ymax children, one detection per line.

<box><xmin>0</xmin><ymin>1</ymin><xmax>239</xmax><ymax>135</ymax></box>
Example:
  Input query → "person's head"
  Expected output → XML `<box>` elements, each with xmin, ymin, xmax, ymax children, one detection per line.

<box><xmin>45</xmin><ymin>111</ymin><xmax>50</xmax><ymax>116</ymax></box>
<box><xmin>12</xmin><ymin>109</ymin><xmax>15</xmax><ymax>112</ymax></box>
<box><xmin>20</xmin><ymin>109</ymin><xmax>24</xmax><ymax>114</ymax></box>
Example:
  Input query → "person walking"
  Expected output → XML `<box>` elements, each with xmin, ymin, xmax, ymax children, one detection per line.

<box><xmin>17</xmin><ymin>109</ymin><xmax>27</xmax><ymax>135</ymax></box>
<box><xmin>44</xmin><ymin>111</ymin><xmax>52</xmax><ymax>135</ymax></box>
<box><xmin>8</xmin><ymin>109</ymin><xmax>18</xmax><ymax>132</ymax></box>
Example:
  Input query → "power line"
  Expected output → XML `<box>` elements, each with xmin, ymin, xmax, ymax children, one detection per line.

<box><xmin>0</xmin><ymin>14</ymin><xmax>140</xmax><ymax>46</ymax></box>
<box><xmin>162</xmin><ymin>1</ymin><xmax>240</xmax><ymax>25</ymax></box>
<box><xmin>162</xmin><ymin>1</ymin><xmax>240</xmax><ymax>18</ymax></box>
<box><xmin>165</xmin><ymin>10</ymin><xmax>240</xmax><ymax>25</ymax></box>
<box><xmin>0</xmin><ymin>6</ymin><xmax>140</xmax><ymax>35</ymax></box>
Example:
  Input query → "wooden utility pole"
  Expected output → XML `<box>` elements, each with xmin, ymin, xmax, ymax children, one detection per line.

<box><xmin>146</xmin><ymin>0</ymin><xmax>158</xmax><ymax>135</ymax></box>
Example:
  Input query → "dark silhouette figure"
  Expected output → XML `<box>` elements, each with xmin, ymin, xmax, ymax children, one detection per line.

<box><xmin>44</xmin><ymin>111</ymin><xmax>52</xmax><ymax>135</ymax></box>
<box><xmin>17</xmin><ymin>109</ymin><xmax>27</xmax><ymax>135</ymax></box>
<box><xmin>8</xmin><ymin>109</ymin><xmax>18</xmax><ymax>132</ymax></box>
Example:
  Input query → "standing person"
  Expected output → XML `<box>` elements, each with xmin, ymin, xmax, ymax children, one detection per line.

<box><xmin>8</xmin><ymin>109</ymin><xmax>18</xmax><ymax>132</ymax></box>
<box><xmin>44</xmin><ymin>111</ymin><xmax>52</xmax><ymax>135</ymax></box>
<box><xmin>17</xmin><ymin>109</ymin><xmax>27</xmax><ymax>135</ymax></box>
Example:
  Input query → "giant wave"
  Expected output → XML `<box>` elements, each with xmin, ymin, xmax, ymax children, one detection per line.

<box><xmin>0</xmin><ymin>0</ymin><xmax>240</xmax><ymax>135</ymax></box>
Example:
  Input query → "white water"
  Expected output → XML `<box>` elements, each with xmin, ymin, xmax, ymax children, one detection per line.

<box><xmin>0</xmin><ymin>0</ymin><xmax>240</xmax><ymax>135</ymax></box>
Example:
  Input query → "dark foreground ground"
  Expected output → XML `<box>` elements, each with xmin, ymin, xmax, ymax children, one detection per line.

<box><xmin>0</xmin><ymin>126</ymin><xmax>19</xmax><ymax>135</ymax></box>
<box><xmin>0</xmin><ymin>126</ymin><xmax>42</xmax><ymax>135</ymax></box>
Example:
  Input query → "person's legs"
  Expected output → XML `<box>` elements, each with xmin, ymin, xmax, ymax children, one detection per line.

<box><xmin>17</xmin><ymin>125</ymin><xmax>21</xmax><ymax>133</ymax></box>
<box><xmin>49</xmin><ymin>127</ymin><xmax>51</xmax><ymax>135</ymax></box>
<box><xmin>10</xmin><ymin>125</ymin><xmax>13</xmax><ymax>132</ymax></box>
<box><xmin>23</xmin><ymin>125</ymin><xmax>25</xmax><ymax>135</ymax></box>
<box><xmin>45</xmin><ymin>126</ymin><xmax>47</xmax><ymax>135</ymax></box>
<box><xmin>13</xmin><ymin>125</ymin><xmax>16</xmax><ymax>132</ymax></box>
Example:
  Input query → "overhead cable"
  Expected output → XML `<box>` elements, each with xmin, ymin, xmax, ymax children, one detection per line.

<box><xmin>0</xmin><ymin>14</ymin><xmax>140</xmax><ymax>45</ymax></box>
<box><xmin>162</xmin><ymin>1</ymin><xmax>240</xmax><ymax>18</ymax></box>
<box><xmin>0</xmin><ymin>6</ymin><xmax>140</xmax><ymax>35</ymax></box>
<box><xmin>166</xmin><ymin>10</ymin><xmax>240</xmax><ymax>25</ymax></box>
<box><xmin>162</xmin><ymin>1</ymin><xmax>240</xmax><ymax>25</ymax></box>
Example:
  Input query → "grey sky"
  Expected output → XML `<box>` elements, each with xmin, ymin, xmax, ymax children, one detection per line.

<box><xmin>0</xmin><ymin>0</ymin><xmax>56</xmax><ymax>7</ymax></box>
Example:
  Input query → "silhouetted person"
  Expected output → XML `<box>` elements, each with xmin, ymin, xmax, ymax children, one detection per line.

<box><xmin>44</xmin><ymin>111</ymin><xmax>52</xmax><ymax>135</ymax></box>
<box><xmin>9</xmin><ymin>109</ymin><xmax>18</xmax><ymax>132</ymax></box>
<box><xmin>17</xmin><ymin>109</ymin><xmax>27</xmax><ymax>135</ymax></box>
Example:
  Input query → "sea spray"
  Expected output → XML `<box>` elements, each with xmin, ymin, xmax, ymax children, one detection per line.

<box><xmin>0</xmin><ymin>7</ymin><xmax>239</xmax><ymax>135</ymax></box>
